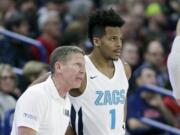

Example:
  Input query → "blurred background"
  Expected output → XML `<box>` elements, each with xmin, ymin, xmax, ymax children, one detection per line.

<box><xmin>0</xmin><ymin>0</ymin><xmax>180</xmax><ymax>135</ymax></box>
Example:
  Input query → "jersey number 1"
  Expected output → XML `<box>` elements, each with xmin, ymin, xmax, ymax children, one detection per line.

<box><xmin>109</xmin><ymin>109</ymin><xmax>116</xmax><ymax>129</ymax></box>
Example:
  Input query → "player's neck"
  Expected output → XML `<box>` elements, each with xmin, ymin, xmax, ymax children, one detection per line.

<box><xmin>89</xmin><ymin>51</ymin><xmax>114</xmax><ymax>68</ymax></box>
<box><xmin>51</xmin><ymin>75</ymin><xmax>69</xmax><ymax>98</ymax></box>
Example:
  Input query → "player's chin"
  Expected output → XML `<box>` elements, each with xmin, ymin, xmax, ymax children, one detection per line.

<box><xmin>111</xmin><ymin>53</ymin><xmax>120</xmax><ymax>61</ymax></box>
<box><xmin>111</xmin><ymin>56</ymin><xmax>119</xmax><ymax>61</ymax></box>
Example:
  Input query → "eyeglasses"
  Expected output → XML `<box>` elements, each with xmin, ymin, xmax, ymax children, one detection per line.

<box><xmin>0</xmin><ymin>76</ymin><xmax>16</xmax><ymax>81</ymax></box>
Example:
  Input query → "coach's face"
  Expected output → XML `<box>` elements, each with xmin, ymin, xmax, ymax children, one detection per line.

<box><xmin>61</xmin><ymin>53</ymin><xmax>85</xmax><ymax>89</ymax></box>
<box><xmin>96</xmin><ymin>26</ymin><xmax>123</xmax><ymax>60</ymax></box>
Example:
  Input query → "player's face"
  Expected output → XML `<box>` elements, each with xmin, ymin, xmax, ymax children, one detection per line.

<box><xmin>98</xmin><ymin>26</ymin><xmax>123</xmax><ymax>60</ymax></box>
<box><xmin>61</xmin><ymin>53</ymin><xmax>85</xmax><ymax>89</ymax></box>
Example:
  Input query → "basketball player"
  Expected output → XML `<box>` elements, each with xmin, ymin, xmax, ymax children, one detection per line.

<box><xmin>11</xmin><ymin>46</ymin><xmax>85</xmax><ymax>135</ymax></box>
<box><xmin>167</xmin><ymin>19</ymin><xmax>180</xmax><ymax>105</ymax></box>
<box><xmin>67</xmin><ymin>9</ymin><xmax>131</xmax><ymax>135</ymax></box>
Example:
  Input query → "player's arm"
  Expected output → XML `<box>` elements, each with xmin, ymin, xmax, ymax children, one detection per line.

<box><xmin>18</xmin><ymin>127</ymin><xmax>36</xmax><ymax>135</ymax></box>
<box><xmin>122</xmin><ymin>61</ymin><xmax>131</xmax><ymax>129</ymax></box>
<box><xmin>123</xmin><ymin>62</ymin><xmax>131</xmax><ymax>80</ymax></box>
<box><xmin>167</xmin><ymin>19</ymin><xmax>180</xmax><ymax>104</ymax></box>
<box><xmin>65</xmin><ymin>125</ymin><xmax>77</xmax><ymax>135</ymax></box>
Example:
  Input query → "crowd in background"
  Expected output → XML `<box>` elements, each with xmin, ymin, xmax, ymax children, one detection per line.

<box><xmin>0</xmin><ymin>0</ymin><xmax>180</xmax><ymax>134</ymax></box>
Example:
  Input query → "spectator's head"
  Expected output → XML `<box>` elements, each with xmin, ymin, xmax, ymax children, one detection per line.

<box><xmin>4</xmin><ymin>12</ymin><xmax>29</xmax><ymax>36</ymax></box>
<box><xmin>38</xmin><ymin>11</ymin><xmax>61</xmax><ymax>38</ymax></box>
<box><xmin>17</xmin><ymin>0</ymin><xmax>37</xmax><ymax>13</ymax></box>
<box><xmin>69</xmin><ymin>0</ymin><xmax>93</xmax><ymax>19</ymax></box>
<box><xmin>145</xmin><ymin>2</ymin><xmax>166</xmax><ymax>28</ymax></box>
<box><xmin>131</xmin><ymin>2</ymin><xmax>145</xmax><ymax>18</ymax></box>
<box><xmin>0</xmin><ymin>0</ymin><xmax>15</xmax><ymax>13</ymax></box>
<box><xmin>23</xmin><ymin>61</ymin><xmax>49</xmax><ymax>83</ymax></box>
<box><xmin>121</xmin><ymin>41</ymin><xmax>139</xmax><ymax>67</ymax></box>
<box><xmin>134</xmin><ymin>65</ymin><xmax>157</xmax><ymax>87</ymax></box>
<box><xmin>47</xmin><ymin>0</ymin><xmax>67</xmax><ymax>14</ymax></box>
<box><xmin>66</xmin><ymin>20</ymin><xmax>86</xmax><ymax>36</ymax></box>
<box><xmin>144</xmin><ymin>40</ymin><xmax>165</xmax><ymax>68</ymax></box>
<box><xmin>0</xmin><ymin>64</ymin><xmax>17</xmax><ymax>93</ymax></box>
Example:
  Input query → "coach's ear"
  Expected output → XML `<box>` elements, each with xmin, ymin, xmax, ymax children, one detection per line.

<box><xmin>93</xmin><ymin>37</ymin><xmax>101</xmax><ymax>47</ymax></box>
<box><xmin>54</xmin><ymin>61</ymin><xmax>63</xmax><ymax>74</ymax></box>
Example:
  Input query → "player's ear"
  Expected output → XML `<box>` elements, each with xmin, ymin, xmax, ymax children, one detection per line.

<box><xmin>93</xmin><ymin>37</ymin><xmax>101</xmax><ymax>47</ymax></box>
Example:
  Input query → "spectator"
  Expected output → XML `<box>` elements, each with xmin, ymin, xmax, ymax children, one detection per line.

<box><xmin>16</xmin><ymin>0</ymin><xmax>38</xmax><ymax>36</ymax></box>
<box><xmin>127</xmin><ymin>65</ymin><xmax>176</xmax><ymax>135</ymax></box>
<box><xmin>3</xmin><ymin>12</ymin><xmax>32</xmax><ymax>68</ymax></box>
<box><xmin>121</xmin><ymin>41</ymin><xmax>140</xmax><ymax>71</ymax></box>
<box><xmin>19</xmin><ymin>61</ymin><xmax>49</xmax><ymax>91</ymax></box>
<box><xmin>38</xmin><ymin>0</ymin><xmax>69</xmax><ymax>31</ymax></box>
<box><xmin>0</xmin><ymin>64</ymin><xmax>17</xmax><ymax>120</ymax></box>
<box><xmin>142</xmin><ymin>40</ymin><xmax>169</xmax><ymax>87</ymax></box>
<box><xmin>32</xmin><ymin>11</ymin><xmax>61</xmax><ymax>62</ymax></box>
<box><xmin>0</xmin><ymin>0</ymin><xmax>17</xmax><ymax>19</ymax></box>
<box><xmin>0</xmin><ymin>64</ymin><xmax>21</xmax><ymax>100</ymax></box>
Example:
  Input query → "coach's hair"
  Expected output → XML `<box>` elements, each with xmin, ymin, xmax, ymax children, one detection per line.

<box><xmin>50</xmin><ymin>46</ymin><xmax>84</xmax><ymax>74</ymax></box>
<box><xmin>88</xmin><ymin>9</ymin><xmax>125</xmax><ymax>44</ymax></box>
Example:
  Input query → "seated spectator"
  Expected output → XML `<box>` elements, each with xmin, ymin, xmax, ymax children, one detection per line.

<box><xmin>142</xmin><ymin>40</ymin><xmax>169</xmax><ymax>88</ymax></box>
<box><xmin>0</xmin><ymin>64</ymin><xmax>21</xmax><ymax>99</ymax></box>
<box><xmin>3</xmin><ymin>12</ymin><xmax>33</xmax><ymax>68</ymax></box>
<box><xmin>163</xmin><ymin>96</ymin><xmax>180</xmax><ymax>128</ymax></box>
<box><xmin>127</xmin><ymin>65</ymin><xmax>176</xmax><ymax>135</ymax></box>
<box><xmin>19</xmin><ymin>61</ymin><xmax>49</xmax><ymax>91</ymax></box>
<box><xmin>121</xmin><ymin>41</ymin><xmax>140</xmax><ymax>71</ymax></box>
<box><xmin>16</xmin><ymin>0</ymin><xmax>38</xmax><ymax>36</ymax></box>
<box><xmin>0</xmin><ymin>64</ymin><xmax>17</xmax><ymax>120</ymax></box>
<box><xmin>32</xmin><ymin>11</ymin><xmax>61</xmax><ymax>62</ymax></box>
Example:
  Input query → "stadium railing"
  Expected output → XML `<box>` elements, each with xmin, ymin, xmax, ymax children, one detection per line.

<box><xmin>138</xmin><ymin>84</ymin><xmax>180</xmax><ymax>135</ymax></box>
<box><xmin>0</xmin><ymin>27</ymin><xmax>47</xmax><ymax>62</ymax></box>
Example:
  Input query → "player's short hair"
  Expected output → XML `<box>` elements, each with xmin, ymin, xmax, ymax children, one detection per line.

<box><xmin>50</xmin><ymin>46</ymin><xmax>84</xmax><ymax>74</ymax></box>
<box><xmin>88</xmin><ymin>9</ymin><xmax>125</xmax><ymax>44</ymax></box>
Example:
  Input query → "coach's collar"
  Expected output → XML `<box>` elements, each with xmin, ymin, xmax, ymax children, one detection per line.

<box><xmin>46</xmin><ymin>76</ymin><xmax>67</xmax><ymax>103</ymax></box>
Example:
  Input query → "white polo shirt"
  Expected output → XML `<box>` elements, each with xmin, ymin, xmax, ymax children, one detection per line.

<box><xmin>11</xmin><ymin>76</ymin><xmax>71</xmax><ymax>135</ymax></box>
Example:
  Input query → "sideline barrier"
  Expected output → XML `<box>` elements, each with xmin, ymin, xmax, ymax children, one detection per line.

<box><xmin>0</xmin><ymin>28</ymin><xmax>47</xmax><ymax>62</ymax></box>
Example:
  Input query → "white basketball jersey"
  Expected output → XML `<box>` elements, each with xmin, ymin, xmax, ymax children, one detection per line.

<box><xmin>69</xmin><ymin>55</ymin><xmax>129</xmax><ymax>135</ymax></box>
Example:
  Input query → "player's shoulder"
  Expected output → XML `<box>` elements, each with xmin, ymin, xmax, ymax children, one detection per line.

<box><xmin>119</xmin><ymin>59</ymin><xmax>131</xmax><ymax>80</ymax></box>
